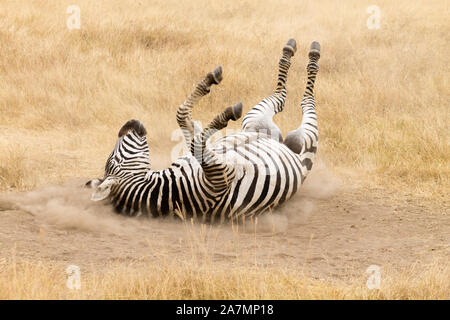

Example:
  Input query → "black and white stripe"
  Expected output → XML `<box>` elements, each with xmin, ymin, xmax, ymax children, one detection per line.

<box><xmin>88</xmin><ymin>40</ymin><xmax>321</xmax><ymax>223</ymax></box>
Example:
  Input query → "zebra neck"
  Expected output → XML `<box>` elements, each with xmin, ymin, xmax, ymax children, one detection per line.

<box><xmin>111</xmin><ymin>165</ymin><xmax>195</xmax><ymax>217</ymax></box>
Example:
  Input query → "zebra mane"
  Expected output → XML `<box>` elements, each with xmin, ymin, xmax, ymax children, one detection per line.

<box><xmin>118</xmin><ymin>119</ymin><xmax>147</xmax><ymax>138</ymax></box>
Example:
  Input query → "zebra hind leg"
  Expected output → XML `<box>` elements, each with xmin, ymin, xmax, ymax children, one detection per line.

<box><xmin>192</xmin><ymin>101</ymin><xmax>243</xmax><ymax>161</ymax></box>
<box><xmin>284</xmin><ymin>41</ymin><xmax>320</xmax><ymax>154</ymax></box>
<box><xmin>241</xmin><ymin>39</ymin><xmax>296</xmax><ymax>142</ymax></box>
<box><xmin>198</xmin><ymin>101</ymin><xmax>243</xmax><ymax>142</ymax></box>
<box><xmin>176</xmin><ymin>66</ymin><xmax>223</xmax><ymax>152</ymax></box>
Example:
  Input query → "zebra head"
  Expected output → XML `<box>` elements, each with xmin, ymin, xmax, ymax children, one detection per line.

<box><xmin>88</xmin><ymin>119</ymin><xmax>151</xmax><ymax>201</ymax></box>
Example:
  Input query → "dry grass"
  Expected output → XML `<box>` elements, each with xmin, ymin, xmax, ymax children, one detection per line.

<box><xmin>1</xmin><ymin>257</ymin><xmax>448</xmax><ymax>299</ymax></box>
<box><xmin>0</xmin><ymin>0</ymin><xmax>448</xmax><ymax>197</ymax></box>
<box><xmin>0</xmin><ymin>0</ymin><xmax>448</xmax><ymax>299</ymax></box>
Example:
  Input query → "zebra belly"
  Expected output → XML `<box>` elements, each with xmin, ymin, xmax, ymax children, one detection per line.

<box><xmin>209</xmin><ymin>136</ymin><xmax>304</xmax><ymax>220</ymax></box>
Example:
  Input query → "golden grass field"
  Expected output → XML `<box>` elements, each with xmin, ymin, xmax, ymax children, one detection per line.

<box><xmin>0</xmin><ymin>0</ymin><xmax>449</xmax><ymax>299</ymax></box>
<box><xmin>1</xmin><ymin>258</ymin><xmax>448</xmax><ymax>299</ymax></box>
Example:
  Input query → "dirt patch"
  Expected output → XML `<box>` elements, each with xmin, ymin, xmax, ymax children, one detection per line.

<box><xmin>0</xmin><ymin>168</ymin><xmax>448</xmax><ymax>280</ymax></box>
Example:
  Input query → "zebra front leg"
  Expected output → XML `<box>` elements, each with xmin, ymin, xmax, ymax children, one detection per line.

<box><xmin>241</xmin><ymin>39</ymin><xmax>296</xmax><ymax>141</ymax></box>
<box><xmin>176</xmin><ymin>66</ymin><xmax>223</xmax><ymax>151</ymax></box>
<box><xmin>284</xmin><ymin>41</ymin><xmax>320</xmax><ymax>169</ymax></box>
<box><xmin>192</xmin><ymin>102</ymin><xmax>243</xmax><ymax>193</ymax></box>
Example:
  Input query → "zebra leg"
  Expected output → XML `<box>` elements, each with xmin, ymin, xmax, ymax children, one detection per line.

<box><xmin>192</xmin><ymin>102</ymin><xmax>243</xmax><ymax>193</ymax></box>
<box><xmin>195</xmin><ymin>101</ymin><xmax>243</xmax><ymax>143</ymax></box>
<box><xmin>241</xmin><ymin>39</ymin><xmax>297</xmax><ymax>142</ymax></box>
<box><xmin>284</xmin><ymin>41</ymin><xmax>320</xmax><ymax>155</ymax></box>
<box><xmin>176</xmin><ymin>66</ymin><xmax>223</xmax><ymax>151</ymax></box>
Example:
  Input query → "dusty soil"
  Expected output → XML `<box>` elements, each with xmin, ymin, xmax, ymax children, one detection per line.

<box><xmin>0</xmin><ymin>167</ymin><xmax>448</xmax><ymax>280</ymax></box>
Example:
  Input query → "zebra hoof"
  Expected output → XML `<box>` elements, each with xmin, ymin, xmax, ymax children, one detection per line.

<box><xmin>231</xmin><ymin>102</ymin><xmax>243</xmax><ymax>121</ymax></box>
<box><xmin>283</xmin><ymin>38</ymin><xmax>297</xmax><ymax>57</ymax></box>
<box><xmin>224</xmin><ymin>102</ymin><xmax>243</xmax><ymax>121</ymax></box>
<box><xmin>206</xmin><ymin>65</ymin><xmax>223</xmax><ymax>85</ymax></box>
<box><xmin>309</xmin><ymin>41</ymin><xmax>321</xmax><ymax>60</ymax></box>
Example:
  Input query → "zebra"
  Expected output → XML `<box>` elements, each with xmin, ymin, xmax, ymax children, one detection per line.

<box><xmin>86</xmin><ymin>39</ymin><xmax>321</xmax><ymax>223</ymax></box>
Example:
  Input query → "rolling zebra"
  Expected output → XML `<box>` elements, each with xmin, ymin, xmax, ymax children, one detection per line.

<box><xmin>87</xmin><ymin>39</ymin><xmax>321</xmax><ymax>223</ymax></box>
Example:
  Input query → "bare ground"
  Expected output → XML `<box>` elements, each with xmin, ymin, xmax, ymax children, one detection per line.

<box><xmin>0</xmin><ymin>167</ymin><xmax>448</xmax><ymax>281</ymax></box>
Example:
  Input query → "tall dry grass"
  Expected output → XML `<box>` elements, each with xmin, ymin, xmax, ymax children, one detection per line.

<box><xmin>1</xmin><ymin>257</ymin><xmax>448</xmax><ymax>299</ymax></box>
<box><xmin>0</xmin><ymin>0</ymin><xmax>448</xmax><ymax>198</ymax></box>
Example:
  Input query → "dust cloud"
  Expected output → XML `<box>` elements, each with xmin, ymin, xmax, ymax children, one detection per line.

<box><xmin>0</xmin><ymin>179</ymin><xmax>133</xmax><ymax>235</ymax></box>
<box><xmin>0</xmin><ymin>163</ymin><xmax>341</xmax><ymax>236</ymax></box>
<box><xmin>246</xmin><ymin>162</ymin><xmax>342</xmax><ymax>234</ymax></box>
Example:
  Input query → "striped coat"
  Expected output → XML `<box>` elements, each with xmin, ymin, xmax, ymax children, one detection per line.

<box><xmin>88</xmin><ymin>39</ymin><xmax>321</xmax><ymax>222</ymax></box>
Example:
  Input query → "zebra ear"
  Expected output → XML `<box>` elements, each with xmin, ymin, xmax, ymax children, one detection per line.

<box><xmin>85</xmin><ymin>178</ymin><xmax>103</xmax><ymax>189</ymax></box>
<box><xmin>91</xmin><ymin>177</ymin><xmax>117</xmax><ymax>201</ymax></box>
